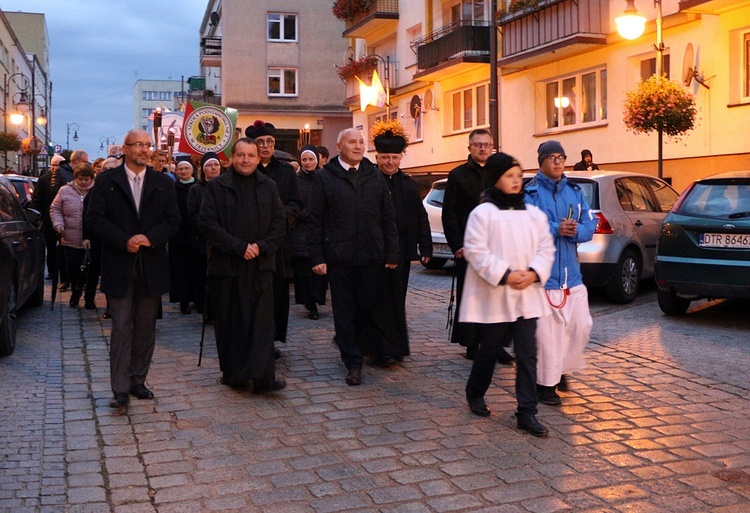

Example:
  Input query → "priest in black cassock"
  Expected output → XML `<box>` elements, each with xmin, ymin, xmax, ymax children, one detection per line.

<box><xmin>199</xmin><ymin>138</ymin><xmax>287</xmax><ymax>393</ymax></box>
<box><xmin>357</xmin><ymin>131</ymin><xmax>433</xmax><ymax>367</ymax></box>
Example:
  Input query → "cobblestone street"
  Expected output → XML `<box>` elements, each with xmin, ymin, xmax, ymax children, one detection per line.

<box><xmin>2</xmin><ymin>265</ymin><xmax>750</xmax><ymax>512</ymax></box>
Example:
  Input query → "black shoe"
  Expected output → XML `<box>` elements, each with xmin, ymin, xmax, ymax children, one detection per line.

<box><xmin>537</xmin><ymin>385</ymin><xmax>561</xmax><ymax>406</ymax></box>
<box><xmin>109</xmin><ymin>393</ymin><xmax>129</xmax><ymax>409</ymax></box>
<box><xmin>220</xmin><ymin>375</ymin><xmax>250</xmax><ymax>390</ymax></box>
<box><xmin>517</xmin><ymin>415</ymin><xmax>549</xmax><ymax>437</ymax></box>
<box><xmin>273</xmin><ymin>348</ymin><xmax>282</xmax><ymax>360</ymax></box>
<box><xmin>345</xmin><ymin>367</ymin><xmax>362</xmax><ymax>386</ymax></box>
<box><xmin>557</xmin><ymin>374</ymin><xmax>569</xmax><ymax>392</ymax></box>
<box><xmin>464</xmin><ymin>346</ymin><xmax>478</xmax><ymax>360</ymax></box>
<box><xmin>84</xmin><ymin>300</ymin><xmax>96</xmax><ymax>310</ymax></box>
<box><xmin>129</xmin><ymin>384</ymin><xmax>154</xmax><ymax>400</ymax></box>
<box><xmin>308</xmin><ymin>310</ymin><xmax>319</xmax><ymax>320</ymax></box>
<box><xmin>374</xmin><ymin>355</ymin><xmax>394</xmax><ymax>368</ymax></box>
<box><xmin>102</xmin><ymin>308</ymin><xmax>111</xmax><ymax>319</ymax></box>
<box><xmin>467</xmin><ymin>397</ymin><xmax>491</xmax><ymax>417</ymax></box>
<box><xmin>69</xmin><ymin>290</ymin><xmax>82</xmax><ymax>308</ymax></box>
<box><xmin>180</xmin><ymin>302</ymin><xmax>191</xmax><ymax>314</ymax></box>
<box><xmin>253</xmin><ymin>379</ymin><xmax>286</xmax><ymax>394</ymax></box>
<box><xmin>497</xmin><ymin>348</ymin><xmax>516</xmax><ymax>365</ymax></box>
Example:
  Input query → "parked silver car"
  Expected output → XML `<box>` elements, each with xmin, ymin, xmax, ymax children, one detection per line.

<box><xmin>422</xmin><ymin>170</ymin><xmax>679</xmax><ymax>303</ymax></box>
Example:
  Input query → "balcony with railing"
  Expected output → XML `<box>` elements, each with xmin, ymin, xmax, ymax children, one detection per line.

<box><xmin>200</xmin><ymin>36</ymin><xmax>222</xmax><ymax>67</ymax></box>
<box><xmin>497</xmin><ymin>0</ymin><xmax>608</xmax><ymax>71</ymax></box>
<box><xmin>412</xmin><ymin>21</ymin><xmax>491</xmax><ymax>81</ymax></box>
<box><xmin>342</xmin><ymin>0</ymin><xmax>399</xmax><ymax>39</ymax></box>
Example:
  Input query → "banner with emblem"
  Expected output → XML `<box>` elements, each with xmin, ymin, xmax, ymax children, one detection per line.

<box><xmin>178</xmin><ymin>101</ymin><xmax>238</xmax><ymax>161</ymax></box>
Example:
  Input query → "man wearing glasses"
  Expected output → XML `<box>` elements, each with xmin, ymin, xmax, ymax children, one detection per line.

<box><xmin>245</xmin><ymin>121</ymin><xmax>302</xmax><ymax>358</ymax></box>
<box><xmin>524</xmin><ymin>140</ymin><xmax>597</xmax><ymax>407</ymax></box>
<box><xmin>442</xmin><ymin>129</ymin><xmax>517</xmax><ymax>363</ymax></box>
<box><xmin>87</xmin><ymin>129</ymin><xmax>180</xmax><ymax>410</ymax></box>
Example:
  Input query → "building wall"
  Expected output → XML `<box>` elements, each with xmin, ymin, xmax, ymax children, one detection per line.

<box><xmin>209</xmin><ymin>0</ymin><xmax>352</xmax><ymax>152</ymax></box>
<box><xmin>132</xmin><ymin>79</ymin><xmax>187</xmax><ymax>132</ymax></box>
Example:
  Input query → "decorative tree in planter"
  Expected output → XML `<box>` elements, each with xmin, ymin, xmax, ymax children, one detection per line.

<box><xmin>332</xmin><ymin>0</ymin><xmax>374</xmax><ymax>22</ymax></box>
<box><xmin>623</xmin><ymin>75</ymin><xmax>697</xmax><ymax>138</ymax></box>
<box><xmin>336</xmin><ymin>55</ymin><xmax>379</xmax><ymax>81</ymax></box>
<box><xmin>0</xmin><ymin>132</ymin><xmax>21</xmax><ymax>153</ymax></box>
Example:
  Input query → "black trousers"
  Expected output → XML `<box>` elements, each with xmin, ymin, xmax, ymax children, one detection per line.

<box><xmin>465</xmin><ymin>318</ymin><xmax>538</xmax><ymax>418</ymax></box>
<box><xmin>451</xmin><ymin>258</ymin><xmax>478</xmax><ymax>349</ymax></box>
<box><xmin>327</xmin><ymin>263</ymin><xmax>382</xmax><ymax>370</ymax></box>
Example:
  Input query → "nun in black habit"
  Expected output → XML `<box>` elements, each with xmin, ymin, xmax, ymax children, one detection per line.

<box><xmin>199</xmin><ymin>138</ymin><xmax>287</xmax><ymax>392</ymax></box>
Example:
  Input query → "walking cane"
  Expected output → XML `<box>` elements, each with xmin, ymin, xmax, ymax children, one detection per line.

<box><xmin>446</xmin><ymin>262</ymin><xmax>456</xmax><ymax>340</ymax></box>
<box><xmin>197</xmin><ymin>283</ymin><xmax>208</xmax><ymax>366</ymax></box>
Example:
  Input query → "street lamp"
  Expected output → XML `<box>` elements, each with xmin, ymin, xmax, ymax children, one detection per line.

<box><xmin>356</xmin><ymin>54</ymin><xmax>391</xmax><ymax>118</ymax></box>
<box><xmin>66</xmin><ymin>122</ymin><xmax>79</xmax><ymax>151</ymax></box>
<box><xmin>99</xmin><ymin>136</ymin><xmax>115</xmax><ymax>151</ymax></box>
<box><xmin>617</xmin><ymin>0</ymin><xmax>666</xmax><ymax>179</ymax></box>
<box><xmin>3</xmin><ymin>72</ymin><xmax>30</xmax><ymax>170</ymax></box>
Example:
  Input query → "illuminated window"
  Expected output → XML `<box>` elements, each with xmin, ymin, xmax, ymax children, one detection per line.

<box><xmin>544</xmin><ymin>68</ymin><xmax>607</xmax><ymax>131</ymax></box>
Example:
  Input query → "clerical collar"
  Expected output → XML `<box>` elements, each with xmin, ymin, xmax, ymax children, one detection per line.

<box><xmin>338</xmin><ymin>157</ymin><xmax>359</xmax><ymax>171</ymax></box>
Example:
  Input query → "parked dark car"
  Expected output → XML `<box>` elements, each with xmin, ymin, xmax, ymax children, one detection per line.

<box><xmin>655</xmin><ymin>170</ymin><xmax>750</xmax><ymax>315</ymax></box>
<box><xmin>423</xmin><ymin>171</ymin><xmax>678</xmax><ymax>303</ymax></box>
<box><xmin>0</xmin><ymin>176</ymin><xmax>45</xmax><ymax>356</ymax></box>
<box><xmin>5</xmin><ymin>173</ymin><xmax>36</xmax><ymax>207</ymax></box>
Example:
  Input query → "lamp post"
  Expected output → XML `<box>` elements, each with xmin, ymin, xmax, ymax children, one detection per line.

<box><xmin>3</xmin><ymin>72</ymin><xmax>30</xmax><ymax>171</ymax></box>
<box><xmin>356</xmin><ymin>54</ymin><xmax>391</xmax><ymax>118</ymax></box>
<box><xmin>99</xmin><ymin>136</ymin><xmax>115</xmax><ymax>152</ymax></box>
<box><xmin>616</xmin><ymin>0</ymin><xmax>665</xmax><ymax>179</ymax></box>
<box><xmin>66</xmin><ymin>122</ymin><xmax>79</xmax><ymax>151</ymax></box>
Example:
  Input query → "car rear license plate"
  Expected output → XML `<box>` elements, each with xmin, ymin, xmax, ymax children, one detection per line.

<box><xmin>700</xmin><ymin>233</ymin><xmax>750</xmax><ymax>248</ymax></box>
<box><xmin>433</xmin><ymin>243</ymin><xmax>452</xmax><ymax>254</ymax></box>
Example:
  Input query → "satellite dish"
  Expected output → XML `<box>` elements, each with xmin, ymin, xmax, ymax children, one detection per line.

<box><xmin>682</xmin><ymin>42</ymin><xmax>711</xmax><ymax>89</ymax></box>
<box><xmin>343</xmin><ymin>46</ymin><xmax>355</xmax><ymax>65</ymax></box>
<box><xmin>682</xmin><ymin>43</ymin><xmax>694</xmax><ymax>86</ymax></box>
<box><xmin>210</xmin><ymin>11</ymin><xmax>220</xmax><ymax>25</ymax></box>
<box><xmin>410</xmin><ymin>95</ymin><xmax>422</xmax><ymax>119</ymax></box>
<box><xmin>424</xmin><ymin>89</ymin><xmax>433</xmax><ymax>110</ymax></box>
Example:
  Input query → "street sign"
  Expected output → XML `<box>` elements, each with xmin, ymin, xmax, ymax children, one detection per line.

<box><xmin>54</xmin><ymin>144</ymin><xmax>62</xmax><ymax>154</ymax></box>
<box><xmin>39</xmin><ymin>146</ymin><xmax>48</xmax><ymax>156</ymax></box>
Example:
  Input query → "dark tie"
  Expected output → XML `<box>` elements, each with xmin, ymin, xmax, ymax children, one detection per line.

<box><xmin>348</xmin><ymin>167</ymin><xmax>356</xmax><ymax>173</ymax></box>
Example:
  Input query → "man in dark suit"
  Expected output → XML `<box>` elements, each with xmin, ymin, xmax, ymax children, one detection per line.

<box><xmin>307</xmin><ymin>128</ymin><xmax>399</xmax><ymax>386</ymax></box>
<box><xmin>87</xmin><ymin>129</ymin><xmax>181</xmax><ymax>409</ymax></box>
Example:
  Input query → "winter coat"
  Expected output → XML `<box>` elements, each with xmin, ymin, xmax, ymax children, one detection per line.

<box><xmin>524</xmin><ymin>171</ymin><xmax>597</xmax><ymax>290</ymax></box>
<box><xmin>186</xmin><ymin>180</ymin><xmax>208</xmax><ymax>256</ymax></box>
<box><xmin>459</xmin><ymin>200</ymin><xmax>555</xmax><ymax>324</ymax></box>
<box><xmin>86</xmin><ymin>165</ymin><xmax>181</xmax><ymax>298</ymax></box>
<box><xmin>307</xmin><ymin>157</ymin><xmax>399</xmax><ymax>267</ymax></box>
<box><xmin>381</xmin><ymin>170</ymin><xmax>432</xmax><ymax>261</ymax></box>
<box><xmin>199</xmin><ymin>168</ymin><xmax>286</xmax><ymax>277</ymax></box>
<box><xmin>49</xmin><ymin>182</ymin><xmax>91</xmax><ymax>249</ymax></box>
<box><xmin>290</xmin><ymin>169</ymin><xmax>316</xmax><ymax>258</ymax></box>
<box><xmin>442</xmin><ymin>154</ymin><xmax>507</xmax><ymax>253</ymax></box>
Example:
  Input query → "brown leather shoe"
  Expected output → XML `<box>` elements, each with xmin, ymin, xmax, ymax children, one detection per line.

<box><xmin>345</xmin><ymin>367</ymin><xmax>362</xmax><ymax>386</ymax></box>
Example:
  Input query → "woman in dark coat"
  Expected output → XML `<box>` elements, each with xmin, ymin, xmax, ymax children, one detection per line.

<box><xmin>199</xmin><ymin>138</ymin><xmax>287</xmax><ymax>392</ymax></box>
<box><xmin>169</xmin><ymin>156</ymin><xmax>198</xmax><ymax>313</ymax></box>
<box><xmin>187</xmin><ymin>152</ymin><xmax>223</xmax><ymax>316</ymax></box>
<box><xmin>290</xmin><ymin>145</ymin><xmax>328</xmax><ymax>319</ymax></box>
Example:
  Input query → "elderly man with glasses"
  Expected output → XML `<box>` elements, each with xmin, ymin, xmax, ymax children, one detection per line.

<box><xmin>524</xmin><ymin>140</ymin><xmax>597</xmax><ymax>407</ymax></box>
<box><xmin>442</xmin><ymin>129</ymin><xmax>518</xmax><ymax>364</ymax></box>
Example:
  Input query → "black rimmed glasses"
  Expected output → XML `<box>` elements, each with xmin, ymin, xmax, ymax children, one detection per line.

<box><xmin>545</xmin><ymin>155</ymin><xmax>567</xmax><ymax>164</ymax></box>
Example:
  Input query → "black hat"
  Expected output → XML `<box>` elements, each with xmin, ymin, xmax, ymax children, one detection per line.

<box><xmin>374</xmin><ymin>130</ymin><xmax>406</xmax><ymax>154</ymax></box>
<box><xmin>200</xmin><ymin>152</ymin><xmax>220</xmax><ymax>171</ymax></box>
<box><xmin>581</xmin><ymin>149</ymin><xmax>592</xmax><ymax>159</ymax></box>
<box><xmin>537</xmin><ymin>140</ymin><xmax>566</xmax><ymax>166</ymax></box>
<box><xmin>245</xmin><ymin>120</ymin><xmax>276</xmax><ymax>139</ymax></box>
<box><xmin>486</xmin><ymin>152</ymin><xmax>520</xmax><ymax>178</ymax></box>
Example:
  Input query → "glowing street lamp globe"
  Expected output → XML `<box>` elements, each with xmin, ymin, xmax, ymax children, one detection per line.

<box><xmin>616</xmin><ymin>0</ymin><xmax>647</xmax><ymax>40</ymax></box>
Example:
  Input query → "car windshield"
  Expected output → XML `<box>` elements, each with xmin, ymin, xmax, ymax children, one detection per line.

<box><xmin>678</xmin><ymin>182</ymin><xmax>750</xmax><ymax>218</ymax></box>
<box><xmin>425</xmin><ymin>183</ymin><xmax>445</xmax><ymax>207</ymax></box>
<box><xmin>567</xmin><ymin>179</ymin><xmax>598</xmax><ymax>209</ymax></box>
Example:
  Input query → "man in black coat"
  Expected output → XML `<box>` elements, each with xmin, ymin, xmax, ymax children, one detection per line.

<box><xmin>87</xmin><ymin>129</ymin><xmax>181</xmax><ymax>409</ymax></box>
<box><xmin>245</xmin><ymin>120</ymin><xmax>302</xmax><ymax>354</ymax></box>
<box><xmin>442</xmin><ymin>129</ymin><xmax>516</xmax><ymax>363</ymax></box>
<box><xmin>307</xmin><ymin>128</ymin><xmax>399</xmax><ymax>386</ymax></box>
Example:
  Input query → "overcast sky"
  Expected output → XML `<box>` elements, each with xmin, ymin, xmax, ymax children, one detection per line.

<box><xmin>1</xmin><ymin>0</ymin><xmax>207</xmax><ymax>159</ymax></box>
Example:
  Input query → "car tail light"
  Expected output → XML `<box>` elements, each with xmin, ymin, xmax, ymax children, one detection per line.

<box><xmin>594</xmin><ymin>212</ymin><xmax>613</xmax><ymax>234</ymax></box>
<box><xmin>670</xmin><ymin>182</ymin><xmax>696</xmax><ymax>213</ymax></box>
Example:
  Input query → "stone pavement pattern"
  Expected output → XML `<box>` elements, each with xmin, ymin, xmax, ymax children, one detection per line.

<box><xmin>2</xmin><ymin>267</ymin><xmax>750</xmax><ymax>512</ymax></box>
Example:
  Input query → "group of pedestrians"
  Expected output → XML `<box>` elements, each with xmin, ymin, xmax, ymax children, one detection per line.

<box><xmin>50</xmin><ymin>125</ymin><xmax>596</xmax><ymax>440</ymax></box>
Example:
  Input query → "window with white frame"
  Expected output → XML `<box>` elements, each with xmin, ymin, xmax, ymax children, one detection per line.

<box><xmin>142</xmin><ymin>91</ymin><xmax>158</xmax><ymax>101</ymax></box>
<box><xmin>268</xmin><ymin>13</ymin><xmax>297</xmax><ymax>42</ymax></box>
<box><xmin>544</xmin><ymin>68</ymin><xmax>607</xmax><ymax>130</ymax></box>
<box><xmin>268</xmin><ymin>68</ymin><xmax>298</xmax><ymax>96</ymax></box>
<box><xmin>449</xmin><ymin>83</ymin><xmax>488</xmax><ymax>133</ymax></box>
